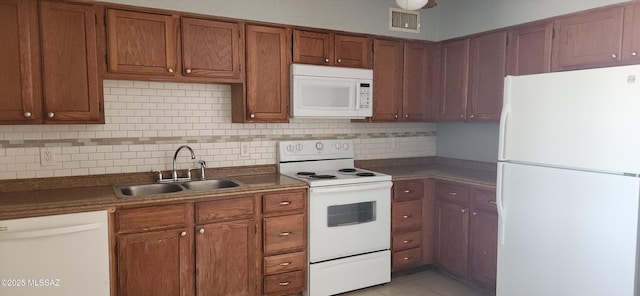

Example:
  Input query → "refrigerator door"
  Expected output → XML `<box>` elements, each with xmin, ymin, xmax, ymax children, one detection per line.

<box><xmin>499</xmin><ymin>65</ymin><xmax>640</xmax><ymax>174</ymax></box>
<box><xmin>496</xmin><ymin>162</ymin><xmax>640</xmax><ymax>296</ymax></box>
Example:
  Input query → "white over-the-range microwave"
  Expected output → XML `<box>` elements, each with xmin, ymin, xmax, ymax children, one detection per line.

<box><xmin>291</xmin><ymin>64</ymin><xmax>373</xmax><ymax>119</ymax></box>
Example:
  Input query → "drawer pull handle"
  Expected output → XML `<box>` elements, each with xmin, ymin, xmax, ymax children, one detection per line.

<box><xmin>402</xmin><ymin>215</ymin><xmax>412</xmax><ymax>219</ymax></box>
<box><xmin>279</xmin><ymin>232</ymin><xmax>292</xmax><ymax>236</ymax></box>
<box><xmin>461</xmin><ymin>209</ymin><xmax>468</xmax><ymax>213</ymax></box>
<box><xmin>279</xmin><ymin>201</ymin><xmax>291</xmax><ymax>205</ymax></box>
<box><xmin>448</xmin><ymin>192</ymin><xmax>457</xmax><ymax>196</ymax></box>
<box><xmin>403</xmin><ymin>257</ymin><xmax>411</xmax><ymax>260</ymax></box>
<box><xmin>403</xmin><ymin>190</ymin><xmax>412</xmax><ymax>193</ymax></box>
<box><xmin>403</xmin><ymin>239</ymin><xmax>412</xmax><ymax>244</ymax></box>
<box><xmin>489</xmin><ymin>200</ymin><xmax>497</xmax><ymax>205</ymax></box>
<box><xmin>279</xmin><ymin>282</ymin><xmax>290</xmax><ymax>286</ymax></box>
<box><xmin>279</xmin><ymin>262</ymin><xmax>292</xmax><ymax>266</ymax></box>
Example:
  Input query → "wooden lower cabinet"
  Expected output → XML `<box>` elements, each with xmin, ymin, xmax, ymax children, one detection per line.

<box><xmin>435</xmin><ymin>180</ymin><xmax>497</xmax><ymax>289</ymax></box>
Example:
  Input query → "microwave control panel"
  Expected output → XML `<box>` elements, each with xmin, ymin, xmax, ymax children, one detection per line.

<box><xmin>359</xmin><ymin>83</ymin><xmax>371</xmax><ymax>109</ymax></box>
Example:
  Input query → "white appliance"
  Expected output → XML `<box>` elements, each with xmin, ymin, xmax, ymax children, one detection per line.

<box><xmin>0</xmin><ymin>210</ymin><xmax>110</xmax><ymax>296</ymax></box>
<box><xmin>291</xmin><ymin>64</ymin><xmax>373</xmax><ymax>119</ymax></box>
<box><xmin>497</xmin><ymin>65</ymin><xmax>640</xmax><ymax>296</ymax></box>
<box><xmin>278</xmin><ymin>139</ymin><xmax>392</xmax><ymax>296</ymax></box>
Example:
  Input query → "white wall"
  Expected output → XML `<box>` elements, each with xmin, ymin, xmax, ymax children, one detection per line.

<box><xmin>97</xmin><ymin>0</ymin><xmax>441</xmax><ymax>40</ymax></box>
<box><xmin>424</xmin><ymin>0</ymin><xmax>631</xmax><ymax>40</ymax></box>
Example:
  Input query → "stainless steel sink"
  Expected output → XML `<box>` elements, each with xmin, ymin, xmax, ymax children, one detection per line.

<box><xmin>114</xmin><ymin>179</ymin><xmax>242</xmax><ymax>198</ymax></box>
<box><xmin>117</xmin><ymin>183</ymin><xmax>183</xmax><ymax>197</ymax></box>
<box><xmin>181</xmin><ymin>179</ymin><xmax>240</xmax><ymax>191</ymax></box>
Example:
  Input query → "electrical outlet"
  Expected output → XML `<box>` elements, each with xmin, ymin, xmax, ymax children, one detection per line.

<box><xmin>240</xmin><ymin>142</ymin><xmax>250</xmax><ymax>158</ymax></box>
<box><xmin>40</xmin><ymin>147</ymin><xmax>56</xmax><ymax>167</ymax></box>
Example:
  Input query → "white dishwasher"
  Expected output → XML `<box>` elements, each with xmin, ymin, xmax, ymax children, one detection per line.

<box><xmin>0</xmin><ymin>210</ymin><xmax>110</xmax><ymax>296</ymax></box>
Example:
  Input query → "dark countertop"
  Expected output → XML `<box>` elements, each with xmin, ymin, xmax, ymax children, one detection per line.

<box><xmin>0</xmin><ymin>157</ymin><xmax>497</xmax><ymax>220</ymax></box>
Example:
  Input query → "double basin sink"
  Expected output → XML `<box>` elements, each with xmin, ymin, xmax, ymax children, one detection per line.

<box><xmin>114</xmin><ymin>179</ymin><xmax>242</xmax><ymax>198</ymax></box>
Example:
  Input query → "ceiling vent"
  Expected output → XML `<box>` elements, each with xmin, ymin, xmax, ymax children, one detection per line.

<box><xmin>389</xmin><ymin>8</ymin><xmax>420</xmax><ymax>33</ymax></box>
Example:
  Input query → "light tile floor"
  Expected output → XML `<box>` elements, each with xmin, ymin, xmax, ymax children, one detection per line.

<box><xmin>339</xmin><ymin>269</ymin><xmax>496</xmax><ymax>296</ymax></box>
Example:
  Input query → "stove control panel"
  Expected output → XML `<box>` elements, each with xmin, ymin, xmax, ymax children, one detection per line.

<box><xmin>278</xmin><ymin>139</ymin><xmax>355</xmax><ymax>162</ymax></box>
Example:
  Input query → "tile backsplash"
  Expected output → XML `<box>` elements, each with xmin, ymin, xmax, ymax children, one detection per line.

<box><xmin>0</xmin><ymin>80</ymin><xmax>437</xmax><ymax>180</ymax></box>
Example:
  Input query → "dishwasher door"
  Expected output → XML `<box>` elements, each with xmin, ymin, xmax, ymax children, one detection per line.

<box><xmin>0</xmin><ymin>210</ymin><xmax>110</xmax><ymax>296</ymax></box>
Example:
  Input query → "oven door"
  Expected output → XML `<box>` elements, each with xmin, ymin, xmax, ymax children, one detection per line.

<box><xmin>308</xmin><ymin>181</ymin><xmax>391</xmax><ymax>263</ymax></box>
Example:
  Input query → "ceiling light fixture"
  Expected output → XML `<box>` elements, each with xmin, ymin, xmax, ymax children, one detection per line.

<box><xmin>395</xmin><ymin>0</ymin><xmax>429</xmax><ymax>11</ymax></box>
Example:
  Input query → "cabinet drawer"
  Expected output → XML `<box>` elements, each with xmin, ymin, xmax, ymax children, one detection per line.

<box><xmin>196</xmin><ymin>196</ymin><xmax>254</xmax><ymax>224</ymax></box>
<box><xmin>392</xmin><ymin>231</ymin><xmax>422</xmax><ymax>251</ymax></box>
<box><xmin>472</xmin><ymin>188</ymin><xmax>497</xmax><ymax>213</ymax></box>
<box><xmin>117</xmin><ymin>204</ymin><xmax>189</xmax><ymax>233</ymax></box>
<box><xmin>435</xmin><ymin>181</ymin><xmax>470</xmax><ymax>204</ymax></box>
<box><xmin>264</xmin><ymin>270</ymin><xmax>305</xmax><ymax>296</ymax></box>
<box><xmin>393</xmin><ymin>179</ymin><xmax>424</xmax><ymax>201</ymax></box>
<box><xmin>264</xmin><ymin>214</ymin><xmax>305</xmax><ymax>255</ymax></box>
<box><xmin>392</xmin><ymin>200</ymin><xmax>422</xmax><ymax>232</ymax></box>
<box><xmin>264</xmin><ymin>251</ymin><xmax>306</xmax><ymax>275</ymax></box>
<box><xmin>392</xmin><ymin>247</ymin><xmax>423</xmax><ymax>271</ymax></box>
<box><xmin>263</xmin><ymin>190</ymin><xmax>305</xmax><ymax>214</ymax></box>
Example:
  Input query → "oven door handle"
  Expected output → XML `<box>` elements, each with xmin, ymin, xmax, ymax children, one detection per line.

<box><xmin>310</xmin><ymin>182</ymin><xmax>392</xmax><ymax>194</ymax></box>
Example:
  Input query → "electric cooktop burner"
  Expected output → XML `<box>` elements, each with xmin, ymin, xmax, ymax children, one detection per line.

<box><xmin>338</xmin><ymin>168</ymin><xmax>357</xmax><ymax>173</ymax></box>
<box><xmin>297</xmin><ymin>172</ymin><xmax>316</xmax><ymax>176</ymax></box>
<box><xmin>310</xmin><ymin>174</ymin><xmax>337</xmax><ymax>179</ymax></box>
<box><xmin>356</xmin><ymin>172</ymin><xmax>375</xmax><ymax>177</ymax></box>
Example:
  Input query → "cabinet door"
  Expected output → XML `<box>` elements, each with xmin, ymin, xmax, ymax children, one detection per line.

<box><xmin>470</xmin><ymin>209</ymin><xmax>498</xmax><ymax>288</ymax></box>
<box><xmin>402</xmin><ymin>41</ymin><xmax>431</xmax><ymax>121</ymax></box>
<box><xmin>372</xmin><ymin>38</ymin><xmax>403</xmax><ymax>122</ymax></box>
<box><xmin>293</xmin><ymin>30</ymin><xmax>333</xmax><ymax>65</ymax></box>
<box><xmin>506</xmin><ymin>21</ymin><xmax>553</xmax><ymax>75</ymax></box>
<box><xmin>241</xmin><ymin>25</ymin><xmax>290</xmax><ymax>122</ymax></box>
<box><xmin>334</xmin><ymin>34</ymin><xmax>372</xmax><ymax>68</ymax></box>
<box><xmin>117</xmin><ymin>229</ymin><xmax>193</xmax><ymax>296</ymax></box>
<box><xmin>435</xmin><ymin>200</ymin><xmax>469</xmax><ymax>278</ymax></box>
<box><xmin>40</xmin><ymin>1</ymin><xmax>102</xmax><ymax>123</ymax></box>
<box><xmin>181</xmin><ymin>17</ymin><xmax>242</xmax><ymax>81</ymax></box>
<box><xmin>467</xmin><ymin>31</ymin><xmax>507</xmax><ymax>122</ymax></box>
<box><xmin>195</xmin><ymin>219</ymin><xmax>257</xmax><ymax>296</ymax></box>
<box><xmin>106</xmin><ymin>9</ymin><xmax>178</xmax><ymax>75</ymax></box>
<box><xmin>551</xmin><ymin>7</ymin><xmax>625</xmax><ymax>71</ymax></box>
<box><xmin>440</xmin><ymin>39</ymin><xmax>469</xmax><ymax>121</ymax></box>
<box><xmin>0</xmin><ymin>0</ymin><xmax>41</xmax><ymax>123</ymax></box>
<box><xmin>622</xmin><ymin>3</ymin><xmax>640</xmax><ymax>64</ymax></box>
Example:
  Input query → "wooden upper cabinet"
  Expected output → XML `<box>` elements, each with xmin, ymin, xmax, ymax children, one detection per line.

<box><xmin>106</xmin><ymin>9</ymin><xmax>178</xmax><ymax>75</ymax></box>
<box><xmin>622</xmin><ymin>3</ymin><xmax>640</xmax><ymax>65</ymax></box>
<box><xmin>372</xmin><ymin>38</ymin><xmax>403</xmax><ymax>122</ymax></box>
<box><xmin>293</xmin><ymin>29</ymin><xmax>372</xmax><ymax>68</ymax></box>
<box><xmin>551</xmin><ymin>6</ymin><xmax>625</xmax><ymax>71</ymax></box>
<box><xmin>0</xmin><ymin>0</ymin><xmax>41</xmax><ymax>124</ymax></box>
<box><xmin>402</xmin><ymin>41</ymin><xmax>431</xmax><ymax>121</ymax></box>
<box><xmin>506</xmin><ymin>21</ymin><xmax>553</xmax><ymax>75</ymax></box>
<box><xmin>232</xmin><ymin>25</ymin><xmax>290</xmax><ymax>123</ymax></box>
<box><xmin>40</xmin><ymin>0</ymin><xmax>102</xmax><ymax>123</ymax></box>
<box><xmin>293</xmin><ymin>30</ymin><xmax>333</xmax><ymax>65</ymax></box>
<box><xmin>440</xmin><ymin>38</ymin><xmax>469</xmax><ymax>121</ymax></box>
<box><xmin>181</xmin><ymin>17</ymin><xmax>243</xmax><ymax>81</ymax></box>
<box><xmin>467</xmin><ymin>31</ymin><xmax>507</xmax><ymax>122</ymax></box>
<box><xmin>334</xmin><ymin>34</ymin><xmax>372</xmax><ymax>68</ymax></box>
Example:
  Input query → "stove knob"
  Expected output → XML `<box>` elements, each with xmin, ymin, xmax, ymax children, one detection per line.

<box><xmin>315</xmin><ymin>142</ymin><xmax>324</xmax><ymax>151</ymax></box>
<box><xmin>286</xmin><ymin>145</ymin><xmax>295</xmax><ymax>153</ymax></box>
<box><xmin>335</xmin><ymin>142</ymin><xmax>342</xmax><ymax>150</ymax></box>
<box><xmin>343</xmin><ymin>143</ymin><xmax>350</xmax><ymax>150</ymax></box>
<box><xmin>295</xmin><ymin>143</ymin><xmax>303</xmax><ymax>151</ymax></box>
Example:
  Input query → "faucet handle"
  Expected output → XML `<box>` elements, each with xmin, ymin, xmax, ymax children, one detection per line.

<box><xmin>153</xmin><ymin>170</ymin><xmax>164</xmax><ymax>183</ymax></box>
<box><xmin>186</xmin><ymin>168</ymin><xmax>193</xmax><ymax>180</ymax></box>
<box><xmin>199</xmin><ymin>160</ymin><xmax>207</xmax><ymax>180</ymax></box>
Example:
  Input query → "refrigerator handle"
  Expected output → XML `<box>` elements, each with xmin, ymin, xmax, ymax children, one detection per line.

<box><xmin>496</xmin><ymin>162</ymin><xmax>507</xmax><ymax>246</ymax></box>
<box><xmin>498</xmin><ymin>77</ymin><xmax>511</xmax><ymax>161</ymax></box>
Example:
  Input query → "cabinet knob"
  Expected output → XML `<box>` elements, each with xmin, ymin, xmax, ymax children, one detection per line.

<box><xmin>404</xmin><ymin>114</ymin><xmax>409</xmax><ymax>119</ymax></box>
<box><xmin>279</xmin><ymin>282</ymin><xmax>290</xmax><ymax>286</ymax></box>
<box><xmin>180</xmin><ymin>231</ymin><xmax>187</xmax><ymax>237</ymax></box>
<box><xmin>249</xmin><ymin>113</ymin><xmax>256</xmax><ymax>119</ymax></box>
<box><xmin>199</xmin><ymin>228</ymin><xmax>205</xmax><ymax>234</ymax></box>
<box><xmin>337</xmin><ymin>58</ymin><xmax>342</xmax><ymax>63</ymax></box>
<box><xmin>461</xmin><ymin>209</ymin><xmax>467</xmax><ymax>213</ymax></box>
<box><xmin>279</xmin><ymin>262</ymin><xmax>292</xmax><ymax>266</ymax></box>
<box><xmin>403</xmin><ymin>190</ymin><xmax>412</xmax><ymax>193</ymax></box>
<box><xmin>472</xmin><ymin>211</ymin><xmax>478</xmax><ymax>216</ymax></box>
<box><xmin>470</xmin><ymin>114</ymin><xmax>475</xmax><ymax>119</ymax></box>
<box><xmin>611</xmin><ymin>53</ymin><xmax>618</xmax><ymax>59</ymax></box>
<box><xmin>279</xmin><ymin>232</ymin><xmax>292</xmax><ymax>236</ymax></box>
<box><xmin>394</xmin><ymin>114</ymin><xmax>399</xmax><ymax>119</ymax></box>
<box><xmin>324</xmin><ymin>58</ymin><xmax>330</xmax><ymax>63</ymax></box>
<box><xmin>448</xmin><ymin>192</ymin><xmax>457</xmax><ymax>197</ymax></box>
<box><xmin>459</xmin><ymin>114</ymin><xmax>465</xmax><ymax>118</ymax></box>
<box><xmin>489</xmin><ymin>200</ymin><xmax>497</xmax><ymax>205</ymax></box>
<box><xmin>46</xmin><ymin>112</ymin><xmax>54</xmax><ymax>118</ymax></box>
<box><xmin>402</xmin><ymin>215</ymin><xmax>411</xmax><ymax>219</ymax></box>
<box><xmin>403</xmin><ymin>239</ymin><xmax>412</xmax><ymax>244</ymax></box>
<box><xmin>632</xmin><ymin>51</ymin><xmax>638</xmax><ymax>57</ymax></box>
<box><xmin>186</xmin><ymin>68</ymin><xmax>192</xmax><ymax>74</ymax></box>
<box><xmin>279</xmin><ymin>201</ymin><xmax>291</xmax><ymax>205</ymax></box>
<box><xmin>23</xmin><ymin>112</ymin><xmax>32</xmax><ymax>118</ymax></box>
<box><xmin>168</xmin><ymin>67</ymin><xmax>175</xmax><ymax>73</ymax></box>
<box><xmin>403</xmin><ymin>257</ymin><xmax>411</xmax><ymax>261</ymax></box>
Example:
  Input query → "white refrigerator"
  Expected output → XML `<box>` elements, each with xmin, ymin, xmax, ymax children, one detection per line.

<box><xmin>497</xmin><ymin>65</ymin><xmax>640</xmax><ymax>296</ymax></box>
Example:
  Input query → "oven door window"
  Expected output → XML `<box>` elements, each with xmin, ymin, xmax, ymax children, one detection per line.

<box><xmin>327</xmin><ymin>201</ymin><xmax>376</xmax><ymax>227</ymax></box>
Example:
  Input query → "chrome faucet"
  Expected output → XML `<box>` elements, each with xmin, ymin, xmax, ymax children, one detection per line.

<box><xmin>199</xmin><ymin>160</ymin><xmax>207</xmax><ymax>181</ymax></box>
<box><xmin>172</xmin><ymin>145</ymin><xmax>196</xmax><ymax>181</ymax></box>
